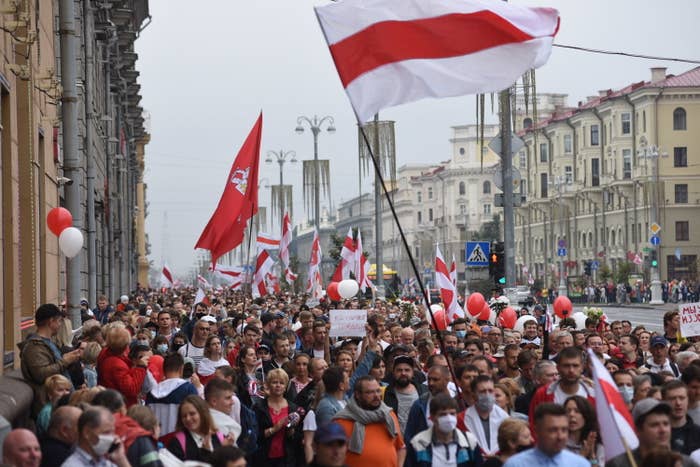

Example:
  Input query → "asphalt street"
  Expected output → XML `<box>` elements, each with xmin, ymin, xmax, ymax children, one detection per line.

<box><xmin>571</xmin><ymin>304</ymin><xmax>680</xmax><ymax>333</ymax></box>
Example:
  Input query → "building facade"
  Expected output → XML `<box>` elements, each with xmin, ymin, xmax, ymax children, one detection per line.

<box><xmin>515</xmin><ymin>67</ymin><xmax>700</xmax><ymax>286</ymax></box>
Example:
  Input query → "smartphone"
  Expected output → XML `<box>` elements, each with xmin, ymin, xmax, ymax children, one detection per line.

<box><xmin>108</xmin><ymin>440</ymin><xmax>120</xmax><ymax>454</ymax></box>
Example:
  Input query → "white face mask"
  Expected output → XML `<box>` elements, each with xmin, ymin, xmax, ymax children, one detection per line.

<box><xmin>437</xmin><ymin>414</ymin><xmax>457</xmax><ymax>433</ymax></box>
<box><xmin>92</xmin><ymin>434</ymin><xmax>116</xmax><ymax>457</ymax></box>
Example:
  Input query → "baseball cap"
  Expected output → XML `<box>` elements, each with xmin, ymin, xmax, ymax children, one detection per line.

<box><xmin>314</xmin><ymin>422</ymin><xmax>348</xmax><ymax>444</ymax></box>
<box><xmin>393</xmin><ymin>355</ymin><xmax>414</xmax><ymax>367</ymax></box>
<box><xmin>257</xmin><ymin>344</ymin><xmax>271</xmax><ymax>353</ymax></box>
<box><xmin>650</xmin><ymin>336</ymin><xmax>668</xmax><ymax>347</ymax></box>
<box><xmin>261</xmin><ymin>312</ymin><xmax>275</xmax><ymax>325</ymax></box>
<box><xmin>120</xmin><ymin>295</ymin><xmax>129</xmax><ymax>303</ymax></box>
<box><xmin>273</xmin><ymin>311</ymin><xmax>286</xmax><ymax>319</ymax></box>
<box><xmin>200</xmin><ymin>315</ymin><xmax>217</xmax><ymax>324</ymax></box>
<box><xmin>35</xmin><ymin>303</ymin><xmax>65</xmax><ymax>324</ymax></box>
<box><xmin>80</xmin><ymin>298</ymin><xmax>89</xmax><ymax>306</ymax></box>
<box><xmin>632</xmin><ymin>398</ymin><xmax>671</xmax><ymax>425</ymax></box>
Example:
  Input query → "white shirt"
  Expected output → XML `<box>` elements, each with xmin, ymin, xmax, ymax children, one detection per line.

<box><xmin>553</xmin><ymin>383</ymin><xmax>589</xmax><ymax>405</ymax></box>
<box><xmin>431</xmin><ymin>442</ymin><xmax>458</xmax><ymax>467</ymax></box>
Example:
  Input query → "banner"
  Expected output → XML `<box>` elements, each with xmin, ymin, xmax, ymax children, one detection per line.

<box><xmin>329</xmin><ymin>309</ymin><xmax>367</xmax><ymax>338</ymax></box>
<box><xmin>680</xmin><ymin>302</ymin><xmax>700</xmax><ymax>337</ymax></box>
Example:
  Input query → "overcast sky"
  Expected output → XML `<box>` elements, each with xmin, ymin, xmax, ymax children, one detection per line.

<box><xmin>137</xmin><ymin>0</ymin><xmax>698</xmax><ymax>276</ymax></box>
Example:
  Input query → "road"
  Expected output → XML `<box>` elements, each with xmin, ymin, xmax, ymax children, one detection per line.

<box><xmin>570</xmin><ymin>304</ymin><xmax>677</xmax><ymax>333</ymax></box>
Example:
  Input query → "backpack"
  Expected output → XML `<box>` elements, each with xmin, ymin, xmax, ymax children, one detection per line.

<box><xmin>237</xmin><ymin>403</ymin><xmax>259</xmax><ymax>454</ymax></box>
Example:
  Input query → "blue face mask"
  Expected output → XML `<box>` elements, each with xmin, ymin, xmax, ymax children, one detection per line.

<box><xmin>455</xmin><ymin>330</ymin><xmax>467</xmax><ymax>339</ymax></box>
<box><xmin>157</xmin><ymin>344</ymin><xmax>169</xmax><ymax>354</ymax></box>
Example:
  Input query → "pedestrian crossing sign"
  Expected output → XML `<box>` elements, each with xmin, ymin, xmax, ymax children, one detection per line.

<box><xmin>466</xmin><ymin>242</ymin><xmax>490</xmax><ymax>266</ymax></box>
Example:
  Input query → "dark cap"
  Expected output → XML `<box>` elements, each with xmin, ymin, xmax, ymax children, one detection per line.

<box><xmin>273</xmin><ymin>311</ymin><xmax>286</xmax><ymax>319</ymax></box>
<box><xmin>650</xmin><ymin>336</ymin><xmax>668</xmax><ymax>347</ymax></box>
<box><xmin>257</xmin><ymin>344</ymin><xmax>271</xmax><ymax>353</ymax></box>
<box><xmin>261</xmin><ymin>312</ymin><xmax>275</xmax><ymax>325</ymax></box>
<box><xmin>393</xmin><ymin>355</ymin><xmax>414</xmax><ymax>368</ymax></box>
<box><xmin>632</xmin><ymin>398</ymin><xmax>671</xmax><ymax>425</ymax></box>
<box><xmin>313</xmin><ymin>422</ymin><xmax>348</xmax><ymax>444</ymax></box>
<box><xmin>35</xmin><ymin>303</ymin><xmax>64</xmax><ymax>325</ymax></box>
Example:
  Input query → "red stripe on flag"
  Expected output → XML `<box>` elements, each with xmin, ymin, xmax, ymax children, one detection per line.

<box><xmin>162</xmin><ymin>267</ymin><xmax>173</xmax><ymax>283</ymax></box>
<box><xmin>435</xmin><ymin>257</ymin><xmax>450</xmax><ymax>277</ymax></box>
<box><xmin>329</xmin><ymin>11</ymin><xmax>534</xmax><ymax>87</ymax></box>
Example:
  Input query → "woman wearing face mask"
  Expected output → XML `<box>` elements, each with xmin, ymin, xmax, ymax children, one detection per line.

<box><xmin>196</xmin><ymin>335</ymin><xmax>229</xmax><ymax>386</ymax></box>
<box><xmin>564</xmin><ymin>395</ymin><xmax>605</xmax><ymax>465</ymax></box>
<box><xmin>151</xmin><ymin>335</ymin><xmax>169</xmax><ymax>356</ymax></box>
<box><xmin>481</xmin><ymin>418</ymin><xmax>533</xmax><ymax>467</ymax></box>
<box><xmin>167</xmin><ymin>395</ymin><xmax>234</xmax><ymax>462</ymax></box>
<box><xmin>170</xmin><ymin>332</ymin><xmax>188</xmax><ymax>353</ymax></box>
<box><xmin>406</xmin><ymin>393</ymin><xmax>483</xmax><ymax>467</ymax></box>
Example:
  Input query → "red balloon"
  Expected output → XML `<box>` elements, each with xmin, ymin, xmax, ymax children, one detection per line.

<box><xmin>478</xmin><ymin>302</ymin><xmax>491</xmax><ymax>321</ymax></box>
<box><xmin>47</xmin><ymin>207</ymin><xmax>73</xmax><ymax>236</ymax></box>
<box><xmin>327</xmin><ymin>282</ymin><xmax>341</xmax><ymax>301</ymax></box>
<box><xmin>498</xmin><ymin>307</ymin><xmax>517</xmax><ymax>329</ymax></box>
<box><xmin>429</xmin><ymin>309</ymin><xmax>447</xmax><ymax>331</ymax></box>
<box><xmin>467</xmin><ymin>292</ymin><xmax>486</xmax><ymax>316</ymax></box>
<box><xmin>553</xmin><ymin>296</ymin><xmax>573</xmax><ymax>319</ymax></box>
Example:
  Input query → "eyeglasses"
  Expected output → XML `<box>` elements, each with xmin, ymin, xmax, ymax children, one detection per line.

<box><xmin>197</xmin><ymin>327</ymin><xmax>210</xmax><ymax>332</ymax></box>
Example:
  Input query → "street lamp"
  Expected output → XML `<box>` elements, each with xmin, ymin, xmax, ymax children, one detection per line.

<box><xmin>295</xmin><ymin>115</ymin><xmax>335</xmax><ymax>232</ymax></box>
<box><xmin>550</xmin><ymin>175</ymin><xmax>571</xmax><ymax>298</ymax></box>
<box><xmin>638</xmin><ymin>136</ymin><xmax>666</xmax><ymax>305</ymax></box>
<box><xmin>265</xmin><ymin>150</ymin><xmax>297</xmax><ymax>234</ymax></box>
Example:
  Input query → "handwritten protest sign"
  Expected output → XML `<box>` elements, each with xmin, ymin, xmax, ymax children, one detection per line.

<box><xmin>329</xmin><ymin>309</ymin><xmax>367</xmax><ymax>337</ymax></box>
<box><xmin>679</xmin><ymin>302</ymin><xmax>700</xmax><ymax>337</ymax></box>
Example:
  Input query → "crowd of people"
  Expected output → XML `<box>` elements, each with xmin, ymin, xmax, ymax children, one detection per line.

<box><xmin>6</xmin><ymin>285</ymin><xmax>700</xmax><ymax>467</ymax></box>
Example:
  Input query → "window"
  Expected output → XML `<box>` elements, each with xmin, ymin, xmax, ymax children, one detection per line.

<box><xmin>417</xmin><ymin>211</ymin><xmax>422</xmax><ymax>224</ymax></box>
<box><xmin>483</xmin><ymin>181</ymin><xmax>491</xmax><ymax>194</ymax></box>
<box><xmin>591</xmin><ymin>158</ymin><xmax>600</xmax><ymax>187</ymax></box>
<box><xmin>540</xmin><ymin>173</ymin><xmax>548</xmax><ymax>198</ymax></box>
<box><xmin>459</xmin><ymin>147</ymin><xmax>465</xmax><ymax>155</ymax></box>
<box><xmin>564</xmin><ymin>166</ymin><xmax>573</xmax><ymax>184</ymax></box>
<box><xmin>643</xmin><ymin>111</ymin><xmax>646</xmax><ymax>132</ymax></box>
<box><xmin>676</xmin><ymin>221</ymin><xmax>689</xmax><ymax>241</ymax></box>
<box><xmin>590</xmin><ymin>125</ymin><xmax>599</xmax><ymax>146</ymax></box>
<box><xmin>674</xmin><ymin>147</ymin><xmax>688</xmax><ymax>167</ymax></box>
<box><xmin>621</xmin><ymin>113</ymin><xmax>631</xmax><ymax>134</ymax></box>
<box><xmin>523</xmin><ymin>117</ymin><xmax>533</xmax><ymax>129</ymax></box>
<box><xmin>675</xmin><ymin>184</ymin><xmax>688</xmax><ymax>204</ymax></box>
<box><xmin>459</xmin><ymin>181</ymin><xmax>465</xmax><ymax>195</ymax></box>
<box><xmin>539</xmin><ymin>143</ymin><xmax>548</xmax><ymax>162</ymax></box>
<box><xmin>564</xmin><ymin>134</ymin><xmax>572</xmax><ymax>154</ymax></box>
<box><xmin>674</xmin><ymin>108</ymin><xmax>687</xmax><ymax>130</ymax></box>
<box><xmin>519</xmin><ymin>151</ymin><xmax>526</xmax><ymax>168</ymax></box>
<box><xmin>459</xmin><ymin>204</ymin><xmax>466</xmax><ymax>214</ymax></box>
<box><xmin>417</xmin><ymin>191</ymin><xmax>422</xmax><ymax>203</ymax></box>
<box><xmin>622</xmin><ymin>149</ymin><xmax>632</xmax><ymax>179</ymax></box>
<box><xmin>428</xmin><ymin>187</ymin><xmax>433</xmax><ymax>199</ymax></box>
<box><xmin>428</xmin><ymin>208</ymin><xmax>433</xmax><ymax>222</ymax></box>
<box><xmin>483</xmin><ymin>204</ymin><xmax>491</xmax><ymax>215</ymax></box>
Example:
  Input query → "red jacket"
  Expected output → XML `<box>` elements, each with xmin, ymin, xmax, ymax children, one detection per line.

<box><xmin>97</xmin><ymin>347</ymin><xmax>147</xmax><ymax>407</ymax></box>
<box><xmin>528</xmin><ymin>380</ymin><xmax>595</xmax><ymax>434</ymax></box>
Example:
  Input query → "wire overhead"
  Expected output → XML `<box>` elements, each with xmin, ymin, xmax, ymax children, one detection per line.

<box><xmin>554</xmin><ymin>43</ymin><xmax>700</xmax><ymax>65</ymax></box>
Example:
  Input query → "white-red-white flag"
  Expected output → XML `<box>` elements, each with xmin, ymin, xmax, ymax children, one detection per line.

<box><xmin>266</xmin><ymin>272</ymin><xmax>281</xmax><ymax>294</ymax></box>
<box><xmin>315</xmin><ymin>0</ymin><xmax>560</xmax><ymax>122</ymax></box>
<box><xmin>209</xmin><ymin>264</ymin><xmax>244</xmax><ymax>287</ymax></box>
<box><xmin>256</xmin><ymin>233</ymin><xmax>280</xmax><ymax>250</ymax></box>
<box><xmin>587</xmin><ymin>348</ymin><xmax>638</xmax><ymax>459</ymax></box>
<box><xmin>190</xmin><ymin>287</ymin><xmax>207</xmax><ymax>318</ymax></box>
<box><xmin>436</xmin><ymin>246</ymin><xmax>463</xmax><ymax>323</ymax></box>
<box><xmin>307</xmin><ymin>229</ymin><xmax>323</xmax><ymax>298</ymax></box>
<box><xmin>279</xmin><ymin>212</ymin><xmax>298</xmax><ymax>284</ymax></box>
<box><xmin>160</xmin><ymin>264</ymin><xmax>174</xmax><ymax>288</ymax></box>
<box><xmin>197</xmin><ymin>274</ymin><xmax>211</xmax><ymax>290</ymax></box>
<box><xmin>253</xmin><ymin>247</ymin><xmax>275</xmax><ymax>298</ymax></box>
<box><xmin>354</xmin><ymin>229</ymin><xmax>372</xmax><ymax>293</ymax></box>
<box><xmin>450</xmin><ymin>254</ymin><xmax>457</xmax><ymax>287</ymax></box>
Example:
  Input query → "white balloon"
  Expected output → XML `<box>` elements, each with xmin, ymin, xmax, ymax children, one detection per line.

<box><xmin>59</xmin><ymin>226</ymin><xmax>83</xmax><ymax>258</ymax></box>
<box><xmin>430</xmin><ymin>304</ymin><xmax>443</xmax><ymax>313</ymax></box>
<box><xmin>338</xmin><ymin>279</ymin><xmax>359</xmax><ymax>299</ymax></box>
<box><xmin>572</xmin><ymin>312</ymin><xmax>588</xmax><ymax>330</ymax></box>
<box><xmin>514</xmin><ymin>315</ymin><xmax>537</xmax><ymax>334</ymax></box>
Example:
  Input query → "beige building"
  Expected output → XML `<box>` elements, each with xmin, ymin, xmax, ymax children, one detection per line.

<box><xmin>515</xmin><ymin>67</ymin><xmax>700</xmax><ymax>286</ymax></box>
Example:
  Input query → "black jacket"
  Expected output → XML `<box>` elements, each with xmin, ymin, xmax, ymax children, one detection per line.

<box><xmin>40</xmin><ymin>436</ymin><xmax>73</xmax><ymax>467</ymax></box>
<box><xmin>253</xmin><ymin>398</ymin><xmax>303</xmax><ymax>467</ymax></box>
<box><xmin>166</xmin><ymin>429</ymin><xmax>223</xmax><ymax>463</ymax></box>
<box><xmin>384</xmin><ymin>382</ymin><xmax>427</xmax><ymax>415</ymax></box>
<box><xmin>671</xmin><ymin>416</ymin><xmax>700</xmax><ymax>455</ymax></box>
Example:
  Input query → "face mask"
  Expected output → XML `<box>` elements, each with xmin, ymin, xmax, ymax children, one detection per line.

<box><xmin>173</xmin><ymin>343</ymin><xmax>185</xmax><ymax>351</ymax></box>
<box><xmin>150</xmin><ymin>330</ymin><xmax>156</xmax><ymax>339</ymax></box>
<box><xmin>476</xmin><ymin>394</ymin><xmax>496</xmax><ymax>413</ymax></box>
<box><xmin>445</xmin><ymin>345</ymin><xmax>456</xmax><ymax>353</ymax></box>
<box><xmin>455</xmin><ymin>330</ymin><xmax>467</xmax><ymax>339</ymax></box>
<box><xmin>157</xmin><ymin>344</ymin><xmax>169</xmax><ymax>354</ymax></box>
<box><xmin>516</xmin><ymin>443</ymin><xmax>534</xmax><ymax>453</ymax></box>
<box><xmin>137</xmin><ymin>340</ymin><xmax>149</xmax><ymax>347</ymax></box>
<box><xmin>437</xmin><ymin>414</ymin><xmax>457</xmax><ymax>433</ymax></box>
<box><xmin>619</xmin><ymin>385</ymin><xmax>634</xmax><ymax>403</ymax></box>
<box><xmin>93</xmin><ymin>434</ymin><xmax>116</xmax><ymax>456</ymax></box>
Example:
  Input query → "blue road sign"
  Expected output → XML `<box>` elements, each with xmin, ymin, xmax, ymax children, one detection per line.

<box><xmin>466</xmin><ymin>241</ymin><xmax>490</xmax><ymax>266</ymax></box>
<box><xmin>558</xmin><ymin>239</ymin><xmax>566</xmax><ymax>248</ymax></box>
<box><xmin>650</xmin><ymin>235</ymin><xmax>660</xmax><ymax>246</ymax></box>
<box><xmin>590</xmin><ymin>260</ymin><xmax>600</xmax><ymax>270</ymax></box>
<box><xmin>557</xmin><ymin>248</ymin><xmax>567</xmax><ymax>257</ymax></box>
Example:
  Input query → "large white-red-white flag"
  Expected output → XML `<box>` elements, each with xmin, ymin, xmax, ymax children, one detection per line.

<box><xmin>209</xmin><ymin>264</ymin><xmax>245</xmax><ymax>289</ymax></box>
<box><xmin>253</xmin><ymin>247</ymin><xmax>275</xmax><ymax>298</ymax></box>
<box><xmin>279</xmin><ymin>213</ymin><xmax>298</xmax><ymax>284</ymax></box>
<box><xmin>197</xmin><ymin>274</ymin><xmax>211</xmax><ymax>290</ymax></box>
<box><xmin>587</xmin><ymin>348</ymin><xmax>638</xmax><ymax>459</ymax></box>
<box><xmin>160</xmin><ymin>264</ymin><xmax>174</xmax><ymax>288</ymax></box>
<box><xmin>315</xmin><ymin>0</ymin><xmax>560</xmax><ymax>122</ymax></box>
<box><xmin>256</xmin><ymin>233</ymin><xmax>280</xmax><ymax>250</ymax></box>
<box><xmin>307</xmin><ymin>229</ymin><xmax>323</xmax><ymax>298</ymax></box>
<box><xmin>436</xmin><ymin>246</ymin><xmax>463</xmax><ymax>323</ymax></box>
<box><xmin>332</xmin><ymin>228</ymin><xmax>357</xmax><ymax>282</ymax></box>
<box><xmin>354</xmin><ymin>229</ymin><xmax>372</xmax><ymax>293</ymax></box>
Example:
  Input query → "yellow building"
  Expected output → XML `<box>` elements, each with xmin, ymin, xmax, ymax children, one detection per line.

<box><xmin>0</xmin><ymin>1</ymin><xmax>61</xmax><ymax>366</ymax></box>
<box><xmin>515</xmin><ymin>67</ymin><xmax>700</xmax><ymax>287</ymax></box>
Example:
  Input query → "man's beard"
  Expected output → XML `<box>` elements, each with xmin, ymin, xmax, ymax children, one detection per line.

<box><xmin>358</xmin><ymin>398</ymin><xmax>381</xmax><ymax>411</ymax></box>
<box><xmin>394</xmin><ymin>376</ymin><xmax>411</xmax><ymax>388</ymax></box>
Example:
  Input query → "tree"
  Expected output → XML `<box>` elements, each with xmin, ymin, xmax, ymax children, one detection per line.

<box><xmin>614</xmin><ymin>261</ymin><xmax>634</xmax><ymax>285</ymax></box>
<box><xmin>471</xmin><ymin>214</ymin><xmax>501</xmax><ymax>241</ymax></box>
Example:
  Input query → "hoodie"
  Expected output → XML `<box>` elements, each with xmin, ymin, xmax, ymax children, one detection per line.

<box><xmin>114</xmin><ymin>413</ymin><xmax>162</xmax><ymax>467</ymax></box>
<box><xmin>146</xmin><ymin>377</ymin><xmax>198</xmax><ymax>435</ymax></box>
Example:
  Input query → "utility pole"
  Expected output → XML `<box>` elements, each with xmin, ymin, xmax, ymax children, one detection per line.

<box><xmin>499</xmin><ymin>90</ymin><xmax>515</xmax><ymax>288</ymax></box>
<box><xmin>373</xmin><ymin>114</ymin><xmax>384</xmax><ymax>293</ymax></box>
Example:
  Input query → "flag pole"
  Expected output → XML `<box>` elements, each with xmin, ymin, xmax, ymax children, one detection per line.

<box><xmin>357</xmin><ymin>123</ymin><xmax>460</xmax><ymax>396</ymax></box>
<box><xmin>242</xmin><ymin>205</ymin><xmax>255</xmax><ymax>313</ymax></box>
<box><xmin>621</xmin><ymin>433</ymin><xmax>638</xmax><ymax>467</ymax></box>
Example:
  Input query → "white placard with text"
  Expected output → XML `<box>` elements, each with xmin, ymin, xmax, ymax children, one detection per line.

<box><xmin>329</xmin><ymin>309</ymin><xmax>367</xmax><ymax>337</ymax></box>
<box><xmin>679</xmin><ymin>302</ymin><xmax>700</xmax><ymax>337</ymax></box>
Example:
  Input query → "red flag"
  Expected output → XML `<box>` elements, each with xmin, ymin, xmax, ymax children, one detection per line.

<box><xmin>195</xmin><ymin>114</ymin><xmax>263</xmax><ymax>265</ymax></box>
<box><xmin>436</xmin><ymin>246</ymin><xmax>463</xmax><ymax>323</ymax></box>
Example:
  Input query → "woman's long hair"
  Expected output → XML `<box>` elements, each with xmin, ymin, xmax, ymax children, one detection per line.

<box><xmin>175</xmin><ymin>395</ymin><xmax>216</xmax><ymax>435</ymax></box>
<box><xmin>564</xmin><ymin>395</ymin><xmax>598</xmax><ymax>442</ymax></box>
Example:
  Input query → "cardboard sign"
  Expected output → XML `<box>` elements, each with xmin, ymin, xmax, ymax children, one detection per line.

<box><xmin>329</xmin><ymin>309</ymin><xmax>367</xmax><ymax>337</ymax></box>
<box><xmin>679</xmin><ymin>302</ymin><xmax>700</xmax><ymax>337</ymax></box>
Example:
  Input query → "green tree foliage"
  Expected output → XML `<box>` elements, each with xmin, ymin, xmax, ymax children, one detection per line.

<box><xmin>471</xmin><ymin>214</ymin><xmax>501</xmax><ymax>241</ymax></box>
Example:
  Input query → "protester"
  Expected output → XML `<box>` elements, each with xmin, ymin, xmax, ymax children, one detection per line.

<box><xmin>61</xmin><ymin>406</ymin><xmax>131</xmax><ymax>467</ymax></box>
<box><xmin>563</xmin><ymin>395</ymin><xmax>604</xmax><ymax>464</ymax></box>
<box><xmin>482</xmin><ymin>418</ymin><xmax>532</xmax><ymax>467</ymax></box>
<box><xmin>463</xmin><ymin>375</ymin><xmax>509</xmax><ymax>456</ymax></box>
<box><xmin>210</xmin><ymin>445</ymin><xmax>248</xmax><ymax>467</ymax></box>
<box><xmin>146</xmin><ymin>352</ymin><xmax>199</xmax><ymax>435</ymax></box>
<box><xmin>384</xmin><ymin>355</ymin><xmax>426</xmax><ymax>435</ymax></box>
<box><xmin>309</xmin><ymin>422</ymin><xmax>349</xmax><ymax>467</ymax></box>
<box><xmin>316</xmin><ymin>366</ymin><xmax>350</xmax><ymax>426</ymax></box>
<box><xmin>3</xmin><ymin>428</ymin><xmax>42</xmax><ymax>467</ymax></box>
<box><xmin>97</xmin><ymin>326</ymin><xmax>149</xmax><ymax>407</ymax></box>
<box><xmin>662</xmin><ymin>380</ymin><xmax>700</xmax><ymax>455</ymax></box>
<box><xmin>198</xmin><ymin>334</ymin><xmax>231</xmax><ymax>385</ymax></box>
<box><xmin>205</xmin><ymin>377</ymin><xmax>243</xmax><ymax>441</ymax></box>
<box><xmin>404</xmin><ymin>365</ymin><xmax>451</xmax><ymax>443</ymax></box>
<box><xmin>41</xmin><ymin>405</ymin><xmax>82</xmax><ymax>467</ymax></box>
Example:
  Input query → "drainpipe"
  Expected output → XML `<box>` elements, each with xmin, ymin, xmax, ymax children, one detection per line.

<box><xmin>59</xmin><ymin>0</ymin><xmax>82</xmax><ymax>328</ymax></box>
<box><xmin>592</xmin><ymin>108</ymin><xmax>607</xmax><ymax>261</ymax></box>
<box><xmin>83</xmin><ymin>0</ymin><xmax>97</xmax><ymax>306</ymax></box>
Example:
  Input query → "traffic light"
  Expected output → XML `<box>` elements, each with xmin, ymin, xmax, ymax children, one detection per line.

<box><xmin>584</xmin><ymin>261</ymin><xmax>592</xmax><ymax>276</ymax></box>
<box><xmin>650</xmin><ymin>250</ymin><xmax>658</xmax><ymax>268</ymax></box>
<box><xmin>490</xmin><ymin>241</ymin><xmax>505</xmax><ymax>284</ymax></box>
